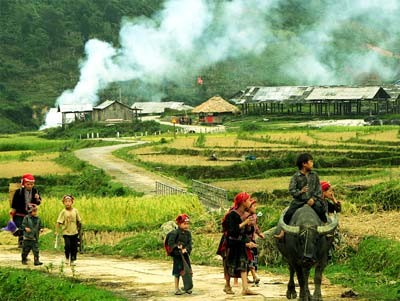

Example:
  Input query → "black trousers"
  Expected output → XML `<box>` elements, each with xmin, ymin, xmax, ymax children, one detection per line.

<box><xmin>284</xmin><ymin>200</ymin><xmax>327</xmax><ymax>224</ymax></box>
<box><xmin>63</xmin><ymin>234</ymin><xmax>79</xmax><ymax>261</ymax></box>
<box><xmin>22</xmin><ymin>239</ymin><xmax>39</xmax><ymax>259</ymax></box>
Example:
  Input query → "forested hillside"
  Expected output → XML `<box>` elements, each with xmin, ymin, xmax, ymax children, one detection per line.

<box><xmin>1</xmin><ymin>0</ymin><xmax>399</xmax><ymax>132</ymax></box>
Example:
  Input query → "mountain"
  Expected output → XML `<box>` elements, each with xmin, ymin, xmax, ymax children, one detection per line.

<box><xmin>1</xmin><ymin>0</ymin><xmax>399</xmax><ymax>133</ymax></box>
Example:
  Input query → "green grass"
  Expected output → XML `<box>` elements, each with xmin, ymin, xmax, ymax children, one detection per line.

<box><xmin>0</xmin><ymin>267</ymin><xmax>126</xmax><ymax>300</ymax></box>
<box><xmin>327</xmin><ymin>237</ymin><xmax>400</xmax><ymax>301</ymax></box>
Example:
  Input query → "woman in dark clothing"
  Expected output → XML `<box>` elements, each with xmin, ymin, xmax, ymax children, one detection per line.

<box><xmin>219</xmin><ymin>192</ymin><xmax>257</xmax><ymax>296</ymax></box>
<box><xmin>10</xmin><ymin>174</ymin><xmax>41</xmax><ymax>248</ymax></box>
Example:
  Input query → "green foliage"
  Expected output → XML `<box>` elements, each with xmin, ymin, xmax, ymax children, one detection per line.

<box><xmin>0</xmin><ymin>134</ymin><xmax>71</xmax><ymax>151</ymax></box>
<box><xmin>194</xmin><ymin>133</ymin><xmax>206</xmax><ymax>148</ymax></box>
<box><xmin>239</xmin><ymin>122</ymin><xmax>262</xmax><ymax>132</ymax></box>
<box><xmin>0</xmin><ymin>267</ymin><xmax>125</xmax><ymax>300</ymax></box>
<box><xmin>353</xmin><ymin>180</ymin><xmax>400</xmax><ymax>211</ymax></box>
<box><xmin>352</xmin><ymin>237</ymin><xmax>400</xmax><ymax>279</ymax></box>
<box><xmin>327</xmin><ymin>236</ymin><xmax>400</xmax><ymax>301</ymax></box>
<box><xmin>43</xmin><ymin>120</ymin><xmax>168</xmax><ymax>139</ymax></box>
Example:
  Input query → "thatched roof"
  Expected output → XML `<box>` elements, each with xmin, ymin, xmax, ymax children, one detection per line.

<box><xmin>192</xmin><ymin>96</ymin><xmax>240</xmax><ymax>113</ymax></box>
<box><xmin>305</xmin><ymin>86</ymin><xmax>390</xmax><ymax>101</ymax></box>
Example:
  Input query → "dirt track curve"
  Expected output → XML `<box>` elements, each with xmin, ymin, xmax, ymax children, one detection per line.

<box><xmin>74</xmin><ymin>140</ymin><xmax>186</xmax><ymax>195</ymax></box>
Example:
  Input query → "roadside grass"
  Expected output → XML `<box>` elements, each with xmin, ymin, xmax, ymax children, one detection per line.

<box><xmin>0</xmin><ymin>267</ymin><xmax>126</xmax><ymax>301</ymax></box>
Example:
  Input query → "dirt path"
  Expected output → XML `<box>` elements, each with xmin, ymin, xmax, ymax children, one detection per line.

<box><xmin>0</xmin><ymin>243</ymin><xmax>355</xmax><ymax>301</ymax></box>
<box><xmin>74</xmin><ymin>141</ymin><xmax>186</xmax><ymax>195</ymax></box>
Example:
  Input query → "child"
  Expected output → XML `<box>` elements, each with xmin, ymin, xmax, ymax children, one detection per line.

<box><xmin>55</xmin><ymin>195</ymin><xmax>82</xmax><ymax>266</ymax></box>
<box><xmin>320</xmin><ymin>181</ymin><xmax>342</xmax><ymax>214</ymax></box>
<box><xmin>275</xmin><ymin>153</ymin><xmax>327</xmax><ymax>239</ymax></box>
<box><xmin>245</xmin><ymin>199</ymin><xmax>264</xmax><ymax>285</ymax></box>
<box><xmin>21</xmin><ymin>204</ymin><xmax>44</xmax><ymax>265</ymax></box>
<box><xmin>166</xmin><ymin>214</ymin><xmax>192</xmax><ymax>295</ymax></box>
<box><xmin>321</xmin><ymin>181</ymin><xmax>342</xmax><ymax>260</ymax></box>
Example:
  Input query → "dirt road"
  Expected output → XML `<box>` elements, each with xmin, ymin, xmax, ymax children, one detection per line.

<box><xmin>74</xmin><ymin>141</ymin><xmax>186</xmax><ymax>195</ymax></box>
<box><xmin>0</xmin><ymin>243</ymin><xmax>353</xmax><ymax>301</ymax></box>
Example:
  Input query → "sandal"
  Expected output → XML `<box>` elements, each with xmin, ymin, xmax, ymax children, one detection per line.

<box><xmin>175</xmin><ymin>289</ymin><xmax>184</xmax><ymax>295</ymax></box>
<box><xmin>254</xmin><ymin>278</ymin><xmax>260</xmax><ymax>285</ymax></box>
<box><xmin>223</xmin><ymin>286</ymin><xmax>235</xmax><ymax>294</ymax></box>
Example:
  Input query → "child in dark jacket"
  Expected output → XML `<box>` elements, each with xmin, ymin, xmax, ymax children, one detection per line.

<box><xmin>275</xmin><ymin>153</ymin><xmax>327</xmax><ymax>239</ymax></box>
<box><xmin>166</xmin><ymin>214</ymin><xmax>192</xmax><ymax>295</ymax></box>
<box><xmin>21</xmin><ymin>204</ymin><xmax>44</xmax><ymax>266</ymax></box>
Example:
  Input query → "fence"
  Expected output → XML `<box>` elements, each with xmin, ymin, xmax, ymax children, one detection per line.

<box><xmin>191</xmin><ymin>179</ymin><xmax>229</xmax><ymax>209</ymax></box>
<box><xmin>155</xmin><ymin>181</ymin><xmax>187</xmax><ymax>196</ymax></box>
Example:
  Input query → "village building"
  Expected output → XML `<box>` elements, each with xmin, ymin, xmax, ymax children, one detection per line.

<box><xmin>92</xmin><ymin>100</ymin><xmax>136</xmax><ymax>123</ymax></box>
<box><xmin>192</xmin><ymin>96</ymin><xmax>240</xmax><ymax>124</ymax></box>
<box><xmin>232</xmin><ymin>86</ymin><xmax>313</xmax><ymax>115</ymax></box>
<box><xmin>131</xmin><ymin>101</ymin><xmax>193</xmax><ymax>116</ymax></box>
<box><xmin>305</xmin><ymin>86</ymin><xmax>391</xmax><ymax>115</ymax></box>
<box><xmin>233</xmin><ymin>85</ymin><xmax>396</xmax><ymax>116</ymax></box>
<box><xmin>58</xmin><ymin>104</ymin><xmax>93</xmax><ymax>126</ymax></box>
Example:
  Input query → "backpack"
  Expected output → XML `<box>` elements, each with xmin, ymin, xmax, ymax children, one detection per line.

<box><xmin>164</xmin><ymin>229</ymin><xmax>178</xmax><ymax>256</ymax></box>
<box><xmin>9</xmin><ymin>183</ymin><xmax>21</xmax><ymax>207</ymax></box>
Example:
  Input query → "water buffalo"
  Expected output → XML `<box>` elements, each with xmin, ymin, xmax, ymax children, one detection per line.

<box><xmin>276</xmin><ymin>205</ymin><xmax>338</xmax><ymax>301</ymax></box>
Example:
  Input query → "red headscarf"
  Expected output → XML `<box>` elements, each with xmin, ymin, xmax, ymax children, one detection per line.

<box><xmin>233</xmin><ymin>192</ymin><xmax>251</xmax><ymax>209</ymax></box>
<box><xmin>176</xmin><ymin>213</ymin><xmax>190</xmax><ymax>224</ymax></box>
<box><xmin>321</xmin><ymin>181</ymin><xmax>331</xmax><ymax>192</ymax></box>
<box><xmin>21</xmin><ymin>173</ymin><xmax>35</xmax><ymax>186</ymax></box>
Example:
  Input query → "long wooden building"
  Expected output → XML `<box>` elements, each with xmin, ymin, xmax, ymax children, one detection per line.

<box><xmin>233</xmin><ymin>85</ymin><xmax>399</xmax><ymax>116</ymax></box>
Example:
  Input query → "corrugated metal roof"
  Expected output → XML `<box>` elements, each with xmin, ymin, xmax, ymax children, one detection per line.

<box><xmin>382</xmin><ymin>85</ymin><xmax>400</xmax><ymax>101</ymax></box>
<box><xmin>58</xmin><ymin>104</ymin><xmax>93</xmax><ymax>113</ymax></box>
<box><xmin>234</xmin><ymin>86</ymin><xmax>313</xmax><ymax>103</ymax></box>
<box><xmin>93</xmin><ymin>100</ymin><xmax>115</xmax><ymax>109</ymax></box>
<box><xmin>192</xmin><ymin>96</ymin><xmax>240</xmax><ymax>113</ymax></box>
<box><xmin>131</xmin><ymin>102</ymin><xmax>193</xmax><ymax>114</ymax></box>
<box><xmin>305</xmin><ymin>86</ymin><xmax>390</xmax><ymax>100</ymax></box>
<box><xmin>253</xmin><ymin>86</ymin><xmax>313</xmax><ymax>102</ymax></box>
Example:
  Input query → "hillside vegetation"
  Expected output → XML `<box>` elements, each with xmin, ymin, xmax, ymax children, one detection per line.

<box><xmin>1</xmin><ymin>0</ymin><xmax>399</xmax><ymax>132</ymax></box>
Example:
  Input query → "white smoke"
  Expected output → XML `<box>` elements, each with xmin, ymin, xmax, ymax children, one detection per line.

<box><xmin>43</xmin><ymin>0</ymin><xmax>400</xmax><ymax>128</ymax></box>
<box><xmin>282</xmin><ymin>0</ymin><xmax>400</xmax><ymax>85</ymax></box>
<box><xmin>55</xmin><ymin>0</ymin><xmax>274</xmax><ymax>107</ymax></box>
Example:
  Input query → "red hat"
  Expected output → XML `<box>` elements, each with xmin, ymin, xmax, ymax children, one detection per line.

<box><xmin>321</xmin><ymin>181</ymin><xmax>331</xmax><ymax>192</ymax></box>
<box><xmin>21</xmin><ymin>173</ymin><xmax>35</xmax><ymax>186</ymax></box>
<box><xmin>233</xmin><ymin>192</ymin><xmax>251</xmax><ymax>209</ymax></box>
<box><xmin>176</xmin><ymin>214</ymin><xmax>190</xmax><ymax>224</ymax></box>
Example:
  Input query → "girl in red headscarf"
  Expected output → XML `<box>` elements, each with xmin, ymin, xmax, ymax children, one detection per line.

<box><xmin>218</xmin><ymin>192</ymin><xmax>258</xmax><ymax>296</ymax></box>
<box><xmin>10</xmin><ymin>173</ymin><xmax>41</xmax><ymax>248</ymax></box>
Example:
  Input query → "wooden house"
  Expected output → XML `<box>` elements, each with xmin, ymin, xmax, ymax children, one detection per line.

<box><xmin>305</xmin><ymin>86</ymin><xmax>391</xmax><ymax>115</ymax></box>
<box><xmin>92</xmin><ymin>100</ymin><xmax>134</xmax><ymax>123</ymax></box>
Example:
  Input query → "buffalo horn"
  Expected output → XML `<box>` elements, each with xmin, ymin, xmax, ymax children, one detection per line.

<box><xmin>317</xmin><ymin>214</ymin><xmax>338</xmax><ymax>234</ymax></box>
<box><xmin>277</xmin><ymin>211</ymin><xmax>300</xmax><ymax>234</ymax></box>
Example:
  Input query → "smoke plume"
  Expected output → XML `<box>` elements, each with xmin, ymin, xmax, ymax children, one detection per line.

<box><xmin>44</xmin><ymin>0</ymin><xmax>400</xmax><ymax>128</ymax></box>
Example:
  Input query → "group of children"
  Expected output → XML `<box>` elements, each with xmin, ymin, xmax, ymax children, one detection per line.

<box><xmin>9</xmin><ymin>174</ymin><xmax>82</xmax><ymax>266</ymax></box>
<box><xmin>9</xmin><ymin>152</ymin><xmax>341</xmax><ymax>296</ymax></box>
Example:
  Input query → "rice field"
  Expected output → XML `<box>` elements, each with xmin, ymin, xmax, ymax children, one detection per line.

<box><xmin>0</xmin><ymin>194</ymin><xmax>205</xmax><ymax>232</ymax></box>
<box><xmin>0</xmin><ymin>152</ymin><xmax>72</xmax><ymax>178</ymax></box>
